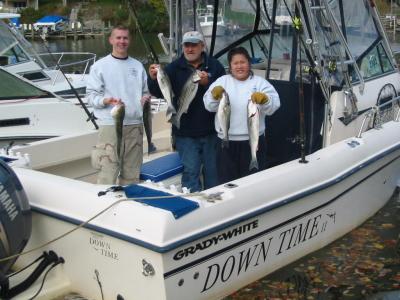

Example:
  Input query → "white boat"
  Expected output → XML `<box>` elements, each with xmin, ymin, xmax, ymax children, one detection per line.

<box><xmin>0</xmin><ymin>67</ymin><xmax>98</xmax><ymax>146</ymax></box>
<box><xmin>198</xmin><ymin>5</ymin><xmax>227</xmax><ymax>37</ymax></box>
<box><xmin>33</xmin><ymin>15</ymin><xmax>68</xmax><ymax>35</ymax></box>
<box><xmin>0</xmin><ymin>13</ymin><xmax>96</xmax><ymax>99</ymax></box>
<box><xmin>1</xmin><ymin>0</ymin><xmax>400</xmax><ymax>299</ymax></box>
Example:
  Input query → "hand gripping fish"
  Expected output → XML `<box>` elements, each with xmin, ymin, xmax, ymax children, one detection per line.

<box><xmin>171</xmin><ymin>71</ymin><xmax>200</xmax><ymax>129</ymax></box>
<box><xmin>142</xmin><ymin>99</ymin><xmax>152</xmax><ymax>156</ymax></box>
<box><xmin>217</xmin><ymin>91</ymin><xmax>231</xmax><ymax>148</ymax></box>
<box><xmin>110</xmin><ymin>103</ymin><xmax>125</xmax><ymax>161</ymax></box>
<box><xmin>156</xmin><ymin>66</ymin><xmax>176</xmax><ymax>121</ymax></box>
<box><xmin>247</xmin><ymin>99</ymin><xmax>260</xmax><ymax>170</ymax></box>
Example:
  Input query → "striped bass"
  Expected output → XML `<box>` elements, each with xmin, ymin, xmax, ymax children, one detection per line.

<box><xmin>143</xmin><ymin>100</ymin><xmax>152</xmax><ymax>156</ymax></box>
<box><xmin>217</xmin><ymin>91</ymin><xmax>231</xmax><ymax>148</ymax></box>
<box><xmin>247</xmin><ymin>100</ymin><xmax>259</xmax><ymax>170</ymax></box>
<box><xmin>110</xmin><ymin>103</ymin><xmax>125</xmax><ymax>160</ymax></box>
<box><xmin>171</xmin><ymin>71</ymin><xmax>199</xmax><ymax>129</ymax></box>
<box><xmin>156</xmin><ymin>66</ymin><xmax>175</xmax><ymax>121</ymax></box>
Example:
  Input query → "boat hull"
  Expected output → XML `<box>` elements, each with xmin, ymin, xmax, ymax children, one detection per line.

<box><xmin>11</xmin><ymin>120</ymin><xmax>400</xmax><ymax>299</ymax></box>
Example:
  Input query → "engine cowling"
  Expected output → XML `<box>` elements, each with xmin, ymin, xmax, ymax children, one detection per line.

<box><xmin>0</xmin><ymin>158</ymin><xmax>31</xmax><ymax>279</ymax></box>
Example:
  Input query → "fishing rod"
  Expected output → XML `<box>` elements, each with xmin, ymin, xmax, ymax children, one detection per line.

<box><xmin>39</xmin><ymin>35</ymin><xmax>99</xmax><ymax>130</ymax></box>
<box><xmin>293</xmin><ymin>15</ymin><xmax>308</xmax><ymax>164</ymax></box>
<box><xmin>126</xmin><ymin>0</ymin><xmax>159</xmax><ymax>64</ymax></box>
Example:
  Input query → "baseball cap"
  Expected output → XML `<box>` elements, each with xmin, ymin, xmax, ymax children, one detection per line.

<box><xmin>182</xmin><ymin>31</ymin><xmax>204</xmax><ymax>44</ymax></box>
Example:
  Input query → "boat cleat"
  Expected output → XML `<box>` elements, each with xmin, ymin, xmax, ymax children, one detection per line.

<box><xmin>203</xmin><ymin>191</ymin><xmax>224</xmax><ymax>203</ymax></box>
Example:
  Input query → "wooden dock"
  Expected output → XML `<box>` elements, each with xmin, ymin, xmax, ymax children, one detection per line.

<box><xmin>21</xmin><ymin>22</ymin><xmax>111</xmax><ymax>40</ymax></box>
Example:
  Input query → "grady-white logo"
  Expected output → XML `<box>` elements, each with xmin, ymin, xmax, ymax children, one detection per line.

<box><xmin>173</xmin><ymin>220</ymin><xmax>259</xmax><ymax>260</ymax></box>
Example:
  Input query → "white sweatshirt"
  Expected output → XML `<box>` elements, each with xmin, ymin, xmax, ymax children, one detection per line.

<box><xmin>86</xmin><ymin>54</ymin><xmax>149</xmax><ymax>126</ymax></box>
<box><xmin>204</xmin><ymin>74</ymin><xmax>280</xmax><ymax>141</ymax></box>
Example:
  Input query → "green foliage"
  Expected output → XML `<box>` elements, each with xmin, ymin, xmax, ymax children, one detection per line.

<box><xmin>20</xmin><ymin>7</ymin><xmax>44</xmax><ymax>24</ymax></box>
<box><xmin>135</xmin><ymin>1</ymin><xmax>168</xmax><ymax>32</ymax></box>
<box><xmin>375</xmin><ymin>0</ymin><xmax>391</xmax><ymax>15</ymax></box>
<box><xmin>149</xmin><ymin>0</ymin><xmax>167</xmax><ymax>15</ymax></box>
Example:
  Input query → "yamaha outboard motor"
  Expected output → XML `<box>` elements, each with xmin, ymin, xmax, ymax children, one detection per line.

<box><xmin>0</xmin><ymin>158</ymin><xmax>31</xmax><ymax>281</ymax></box>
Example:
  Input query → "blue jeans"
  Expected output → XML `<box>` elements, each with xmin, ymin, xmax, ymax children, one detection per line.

<box><xmin>175</xmin><ymin>134</ymin><xmax>219</xmax><ymax>192</ymax></box>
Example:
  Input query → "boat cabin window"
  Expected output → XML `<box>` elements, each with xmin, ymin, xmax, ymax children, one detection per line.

<box><xmin>0</xmin><ymin>44</ymin><xmax>30</xmax><ymax>66</ymax></box>
<box><xmin>0</xmin><ymin>18</ymin><xmax>47</xmax><ymax>69</ymax></box>
<box><xmin>357</xmin><ymin>43</ymin><xmax>394</xmax><ymax>80</ymax></box>
<box><xmin>0</xmin><ymin>69</ymin><xmax>50</xmax><ymax>100</ymax></box>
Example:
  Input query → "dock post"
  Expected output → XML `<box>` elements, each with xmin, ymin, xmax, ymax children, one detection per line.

<box><xmin>73</xmin><ymin>22</ymin><xmax>78</xmax><ymax>41</ymax></box>
<box><xmin>30</xmin><ymin>24</ymin><xmax>34</xmax><ymax>40</ymax></box>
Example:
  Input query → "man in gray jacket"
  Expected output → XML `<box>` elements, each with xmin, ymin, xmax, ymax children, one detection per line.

<box><xmin>87</xmin><ymin>25</ymin><xmax>150</xmax><ymax>184</ymax></box>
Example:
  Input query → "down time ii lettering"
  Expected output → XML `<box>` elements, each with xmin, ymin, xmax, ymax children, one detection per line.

<box><xmin>201</xmin><ymin>212</ymin><xmax>335</xmax><ymax>292</ymax></box>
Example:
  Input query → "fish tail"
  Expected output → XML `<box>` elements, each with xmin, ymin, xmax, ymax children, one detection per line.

<box><xmin>166</xmin><ymin>107</ymin><xmax>175</xmax><ymax>122</ymax></box>
<box><xmin>171</xmin><ymin>115</ymin><xmax>181</xmax><ymax>129</ymax></box>
<box><xmin>249</xmin><ymin>159</ymin><xmax>259</xmax><ymax>171</ymax></box>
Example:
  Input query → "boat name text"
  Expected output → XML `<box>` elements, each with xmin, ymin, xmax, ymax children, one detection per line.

<box><xmin>173</xmin><ymin>220</ymin><xmax>259</xmax><ymax>260</ymax></box>
<box><xmin>90</xmin><ymin>236</ymin><xmax>119</xmax><ymax>260</ymax></box>
<box><xmin>201</xmin><ymin>212</ymin><xmax>335</xmax><ymax>292</ymax></box>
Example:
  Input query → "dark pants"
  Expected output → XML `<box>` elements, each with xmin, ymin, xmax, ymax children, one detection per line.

<box><xmin>216</xmin><ymin>135</ymin><xmax>267</xmax><ymax>185</ymax></box>
<box><xmin>175</xmin><ymin>134</ymin><xmax>219</xmax><ymax>192</ymax></box>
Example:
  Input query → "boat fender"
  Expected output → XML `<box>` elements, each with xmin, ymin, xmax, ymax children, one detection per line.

<box><xmin>0</xmin><ymin>159</ymin><xmax>31</xmax><ymax>280</ymax></box>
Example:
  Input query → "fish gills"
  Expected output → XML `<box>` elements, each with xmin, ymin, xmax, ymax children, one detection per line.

<box><xmin>143</xmin><ymin>100</ymin><xmax>152</xmax><ymax>156</ymax></box>
<box><xmin>217</xmin><ymin>91</ymin><xmax>231</xmax><ymax>148</ymax></box>
<box><xmin>111</xmin><ymin>104</ymin><xmax>125</xmax><ymax>160</ymax></box>
<box><xmin>156</xmin><ymin>66</ymin><xmax>175</xmax><ymax>121</ymax></box>
<box><xmin>247</xmin><ymin>100</ymin><xmax>259</xmax><ymax>170</ymax></box>
<box><xmin>171</xmin><ymin>71</ymin><xmax>199</xmax><ymax>129</ymax></box>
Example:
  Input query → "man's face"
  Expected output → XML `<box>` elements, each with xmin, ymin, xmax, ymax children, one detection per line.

<box><xmin>183</xmin><ymin>42</ymin><xmax>204</xmax><ymax>63</ymax></box>
<box><xmin>109</xmin><ymin>29</ymin><xmax>130</xmax><ymax>57</ymax></box>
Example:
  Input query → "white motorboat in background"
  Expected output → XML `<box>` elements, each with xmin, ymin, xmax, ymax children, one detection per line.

<box><xmin>0</xmin><ymin>13</ymin><xmax>96</xmax><ymax>99</ymax></box>
<box><xmin>0</xmin><ymin>0</ymin><xmax>399</xmax><ymax>299</ymax></box>
<box><xmin>0</xmin><ymin>67</ymin><xmax>97</xmax><ymax>145</ymax></box>
<box><xmin>197</xmin><ymin>5</ymin><xmax>227</xmax><ymax>36</ymax></box>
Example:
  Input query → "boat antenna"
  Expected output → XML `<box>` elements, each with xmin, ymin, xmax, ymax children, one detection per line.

<box><xmin>38</xmin><ymin>35</ymin><xmax>99</xmax><ymax>130</ymax></box>
<box><xmin>126</xmin><ymin>0</ymin><xmax>159</xmax><ymax>64</ymax></box>
<box><xmin>293</xmin><ymin>15</ymin><xmax>308</xmax><ymax>164</ymax></box>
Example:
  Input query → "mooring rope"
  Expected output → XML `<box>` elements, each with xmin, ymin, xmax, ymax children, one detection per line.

<box><xmin>0</xmin><ymin>192</ymin><xmax>205</xmax><ymax>263</ymax></box>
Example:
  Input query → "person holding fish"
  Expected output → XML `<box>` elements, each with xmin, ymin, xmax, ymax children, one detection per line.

<box><xmin>148</xmin><ymin>31</ymin><xmax>225</xmax><ymax>192</ymax></box>
<box><xmin>87</xmin><ymin>25</ymin><xmax>150</xmax><ymax>185</ymax></box>
<box><xmin>204</xmin><ymin>47</ymin><xmax>280</xmax><ymax>184</ymax></box>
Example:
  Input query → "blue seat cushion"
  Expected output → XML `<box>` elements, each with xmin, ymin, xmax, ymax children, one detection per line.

<box><xmin>140</xmin><ymin>152</ymin><xmax>183</xmax><ymax>182</ymax></box>
<box><xmin>123</xmin><ymin>184</ymin><xmax>199</xmax><ymax>219</ymax></box>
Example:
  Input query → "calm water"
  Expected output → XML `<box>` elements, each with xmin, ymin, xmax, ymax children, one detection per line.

<box><xmin>29</xmin><ymin>33</ymin><xmax>165</xmax><ymax>65</ymax></box>
<box><xmin>39</xmin><ymin>35</ymin><xmax>399</xmax><ymax>300</ymax></box>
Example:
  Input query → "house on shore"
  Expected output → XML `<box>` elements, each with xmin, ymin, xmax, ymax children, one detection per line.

<box><xmin>0</xmin><ymin>0</ymin><xmax>69</xmax><ymax>11</ymax></box>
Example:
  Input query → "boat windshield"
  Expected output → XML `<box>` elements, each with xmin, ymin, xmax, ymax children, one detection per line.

<box><xmin>0</xmin><ymin>68</ymin><xmax>50</xmax><ymax>100</ymax></box>
<box><xmin>175</xmin><ymin>0</ymin><xmax>394</xmax><ymax>83</ymax></box>
<box><xmin>0</xmin><ymin>19</ymin><xmax>46</xmax><ymax>68</ymax></box>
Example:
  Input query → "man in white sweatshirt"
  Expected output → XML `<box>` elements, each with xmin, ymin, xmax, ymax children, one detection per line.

<box><xmin>87</xmin><ymin>25</ymin><xmax>150</xmax><ymax>184</ymax></box>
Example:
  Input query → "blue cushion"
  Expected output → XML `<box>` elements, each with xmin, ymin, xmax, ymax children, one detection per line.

<box><xmin>124</xmin><ymin>184</ymin><xmax>199</xmax><ymax>219</ymax></box>
<box><xmin>140</xmin><ymin>152</ymin><xmax>183</xmax><ymax>182</ymax></box>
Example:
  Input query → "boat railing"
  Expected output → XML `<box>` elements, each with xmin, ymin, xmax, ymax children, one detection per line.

<box><xmin>357</xmin><ymin>96</ymin><xmax>400</xmax><ymax>138</ymax></box>
<box><xmin>37</xmin><ymin>52</ymin><xmax>96</xmax><ymax>84</ymax></box>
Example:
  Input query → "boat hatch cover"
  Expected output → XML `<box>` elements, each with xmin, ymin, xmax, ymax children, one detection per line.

<box><xmin>140</xmin><ymin>152</ymin><xmax>183</xmax><ymax>182</ymax></box>
<box><xmin>123</xmin><ymin>184</ymin><xmax>199</xmax><ymax>219</ymax></box>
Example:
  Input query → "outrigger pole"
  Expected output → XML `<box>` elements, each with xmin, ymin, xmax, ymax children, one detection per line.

<box><xmin>39</xmin><ymin>36</ymin><xmax>98</xmax><ymax>130</ymax></box>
